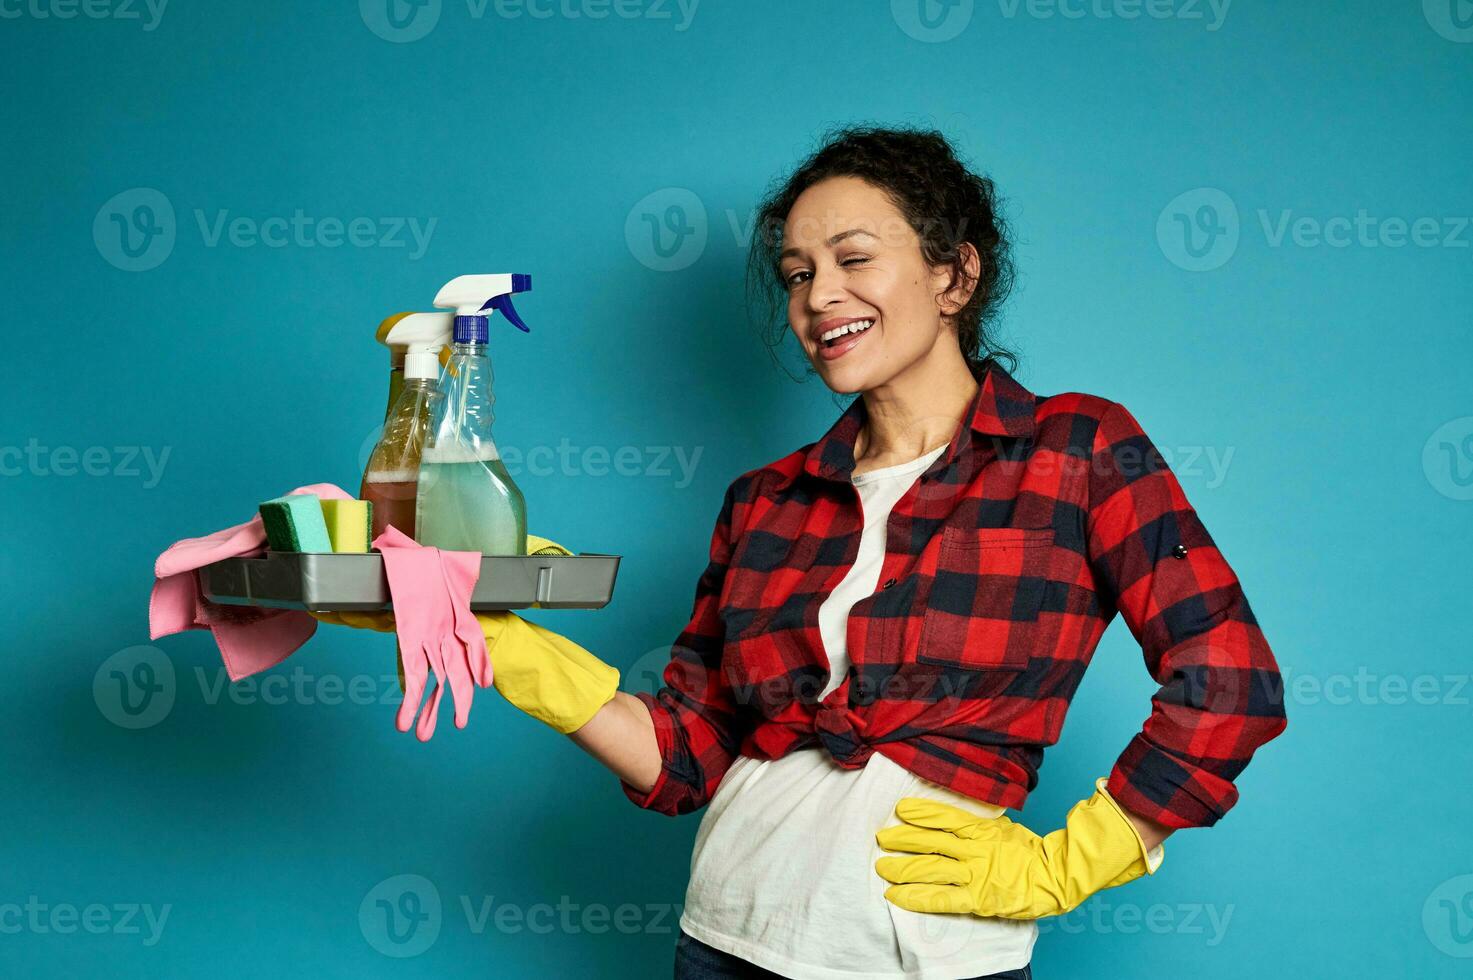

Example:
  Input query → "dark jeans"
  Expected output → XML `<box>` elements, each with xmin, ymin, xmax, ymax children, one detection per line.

<box><xmin>674</xmin><ymin>929</ymin><xmax>1033</xmax><ymax>980</ymax></box>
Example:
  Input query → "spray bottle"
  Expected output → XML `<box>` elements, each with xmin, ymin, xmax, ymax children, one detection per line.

<box><xmin>415</xmin><ymin>274</ymin><xmax>532</xmax><ymax>555</ymax></box>
<box><xmin>361</xmin><ymin>313</ymin><xmax>454</xmax><ymax>539</ymax></box>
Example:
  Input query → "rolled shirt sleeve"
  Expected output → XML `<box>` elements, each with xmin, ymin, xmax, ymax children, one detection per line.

<box><xmin>1086</xmin><ymin>402</ymin><xmax>1288</xmax><ymax>829</ymax></box>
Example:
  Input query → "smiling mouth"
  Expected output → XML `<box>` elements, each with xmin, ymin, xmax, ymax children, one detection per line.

<box><xmin>818</xmin><ymin>319</ymin><xmax>875</xmax><ymax>348</ymax></box>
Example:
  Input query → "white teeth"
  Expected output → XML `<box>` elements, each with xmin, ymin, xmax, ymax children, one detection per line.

<box><xmin>819</xmin><ymin>319</ymin><xmax>874</xmax><ymax>343</ymax></box>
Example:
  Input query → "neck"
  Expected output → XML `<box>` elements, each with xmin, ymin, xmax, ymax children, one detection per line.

<box><xmin>854</xmin><ymin>344</ymin><xmax>981</xmax><ymax>463</ymax></box>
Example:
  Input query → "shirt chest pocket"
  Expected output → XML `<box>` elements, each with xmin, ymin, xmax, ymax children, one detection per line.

<box><xmin>915</xmin><ymin>525</ymin><xmax>1055</xmax><ymax>672</ymax></box>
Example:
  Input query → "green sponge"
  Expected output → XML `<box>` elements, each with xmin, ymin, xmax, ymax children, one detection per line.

<box><xmin>259</xmin><ymin>494</ymin><xmax>334</xmax><ymax>553</ymax></box>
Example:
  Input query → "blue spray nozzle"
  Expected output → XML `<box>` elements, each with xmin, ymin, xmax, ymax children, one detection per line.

<box><xmin>481</xmin><ymin>293</ymin><xmax>531</xmax><ymax>333</ymax></box>
<box><xmin>435</xmin><ymin>273</ymin><xmax>533</xmax><ymax>338</ymax></box>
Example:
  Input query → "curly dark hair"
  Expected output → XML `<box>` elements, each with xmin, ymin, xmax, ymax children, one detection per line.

<box><xmin>746</xmin><ymin>125</ymin><xmax>1018</xmax><ymax>383</ymax></box>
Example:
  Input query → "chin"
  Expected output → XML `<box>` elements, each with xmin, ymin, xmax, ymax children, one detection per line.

<box><xmin>815</xmin><ymin>360</ymin><xmax>875</xmax><ymax>396</ymax></box>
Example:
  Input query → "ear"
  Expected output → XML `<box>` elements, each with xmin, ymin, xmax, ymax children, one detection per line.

<box><xmin>933</xmin><ymin>242</ymin><xmax>982</xmax><ymax>319</ymax></box>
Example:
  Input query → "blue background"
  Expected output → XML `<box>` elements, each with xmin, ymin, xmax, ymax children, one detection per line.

<box><xmin>3</xmin><ymin>0</ymin><xmax>1471</xmax><ymax>976</ymax></box>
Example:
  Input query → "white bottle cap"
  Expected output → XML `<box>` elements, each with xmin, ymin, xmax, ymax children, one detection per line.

<box><xmin>404</xmin><ymin>349</ymin><xmax>442</xmax><ymax>380</ymax></box>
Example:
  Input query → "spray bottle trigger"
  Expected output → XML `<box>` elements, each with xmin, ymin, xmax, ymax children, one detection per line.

<box><xmin>482</xmin><ymin>293</ymin><xmax>531</xmax><ymax>333</ymax></box>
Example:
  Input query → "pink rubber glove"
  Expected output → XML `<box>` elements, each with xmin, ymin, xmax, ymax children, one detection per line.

<box><xmin>438</xmin><ymin>549</ymin><xmax>492</xmax><ymax>689</ymax></box>
<box><xmin>374</xmin><ymin>526</ymin><xmax>489</xmax><ymax>740</ymax></box>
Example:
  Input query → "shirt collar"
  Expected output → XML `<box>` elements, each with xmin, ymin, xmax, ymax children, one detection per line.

<box><xmin>776</xmin><ymin>360</ymin><xmax>1037</xmax><ymax>491</ymax></box>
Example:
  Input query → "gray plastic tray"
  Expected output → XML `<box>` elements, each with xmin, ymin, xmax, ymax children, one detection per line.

<box><xmin>200</xmin><ymin>551</ymin><xmax>620</xmax><ymax>612</ymax></box>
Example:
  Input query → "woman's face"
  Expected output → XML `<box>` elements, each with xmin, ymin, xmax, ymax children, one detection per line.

<box><xmin>779</xmin><ymin>176</ymin><xmax>959</xmax><ymax>394</ymax></box>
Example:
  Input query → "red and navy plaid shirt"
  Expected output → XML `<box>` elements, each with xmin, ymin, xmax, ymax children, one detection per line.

<box><xmin>622</xmin><ymin>361</ymin><xmax>1287</xmax><ymax>830</ymax></box>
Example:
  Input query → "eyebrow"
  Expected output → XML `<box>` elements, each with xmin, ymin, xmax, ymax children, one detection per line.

<box><xmin>778</xmin><ymin>228</ymin><xmax>878</xmax><ymax>261</ymax></box>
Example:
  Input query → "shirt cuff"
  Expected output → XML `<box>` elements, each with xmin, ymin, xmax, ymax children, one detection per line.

<box><xmin>1107</xmin><ymin>732</ymin><xmax>1239</xmax><ymax>830</ymax></box>
<box><xmin>618</xmin><ymin>691</ymin><xmax>687</xmax><ymax>814</ymax></box>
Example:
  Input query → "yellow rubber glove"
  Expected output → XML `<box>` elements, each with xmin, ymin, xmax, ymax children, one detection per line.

<box><xmin>874</xmin><ymin>777</ymin><xmax>1164</xmax><ymax>920</ymax></box>
<box><xmin>473</xmin><ymin>611</ymin><xmax>619</xmax><ymax>734</ymax></box>
<box><xmin>310</xmin><ymin>608</ymin><xmax>619</xmax><ymax>735</ymax></box>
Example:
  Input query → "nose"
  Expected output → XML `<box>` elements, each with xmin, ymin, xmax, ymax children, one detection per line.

<box><xmin>805</xmin><ymin>260</ymin><xmax>849</xmax><ymax>316</ymax></box>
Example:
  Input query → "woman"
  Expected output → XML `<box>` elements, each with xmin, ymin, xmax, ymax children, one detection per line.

<box><xmin>321</xmin><ymin>126</ymin><xmax>1289</xmax><ymax>979</ymax></box>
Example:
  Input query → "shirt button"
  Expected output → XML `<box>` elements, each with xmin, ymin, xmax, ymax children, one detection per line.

<box><xmin>1172</xmin><ymin>544</ymin><xmax>1189</xmax><ymax>559</ymax></box>
<box><xmin>882</xmin><ymin>578</ymin><xmax>896</xmax><ymax>589</ymax></box>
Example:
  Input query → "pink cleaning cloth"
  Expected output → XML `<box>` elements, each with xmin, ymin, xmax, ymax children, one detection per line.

<box><xmin>148</xmin><ymin>482</ymin><xmax>355</xmax><ymax>681</ymax></box>
<box><xmin>374</xmin><ymin>525</ymin><xmax>490</xmax><ymax>740</ymax></box>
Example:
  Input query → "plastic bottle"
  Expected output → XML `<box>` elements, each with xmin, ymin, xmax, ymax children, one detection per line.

<box><xmin>375</xmin><ymin>313</ymin><xmax>412</xmax><ymax>421</ymax></box>
<box><xmin>361</xmin><ymin>313</ymin><xmax>453</xmax><ymax>540</ymax></box>
<box><xmin>415</xmin><ymin>274</ymin><xmax>533</xmax><ymax>555</ymax></box>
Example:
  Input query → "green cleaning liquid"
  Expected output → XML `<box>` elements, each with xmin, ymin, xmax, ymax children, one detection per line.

<box><xmin>415</xmin><ymin>452</ymin><xmax>526</xmax><ymax>554</ymax></box>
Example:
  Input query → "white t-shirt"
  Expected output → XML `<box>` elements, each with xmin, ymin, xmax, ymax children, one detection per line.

<box><xmin>679</xmin><ymin>442</ymin><xmax>1038</xmax><ymax>979</ymax></box>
